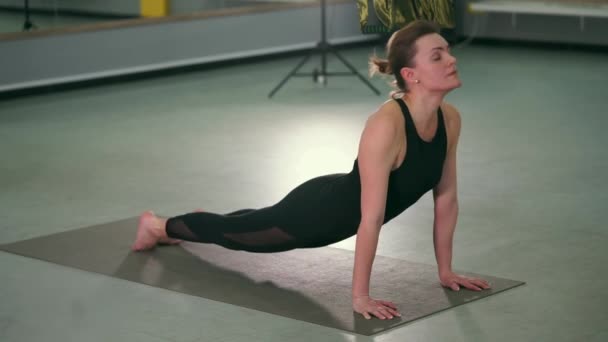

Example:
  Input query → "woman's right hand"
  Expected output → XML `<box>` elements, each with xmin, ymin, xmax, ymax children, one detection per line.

<box><xmin>352</xmin><ymin>295</ymin><xmax>401</xmax><ymax>320</ymax></box>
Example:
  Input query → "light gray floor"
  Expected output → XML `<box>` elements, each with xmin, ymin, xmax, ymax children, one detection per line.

<box><xmin>1</xmin><ymin>43</ymin><xmax>607</xmax><ymax>342</ymax></box>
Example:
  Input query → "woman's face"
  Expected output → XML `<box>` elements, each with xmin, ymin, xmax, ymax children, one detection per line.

<box><xmin>401</xmin><ymin>33</ymin><xmax>461</xmax><ymax>92</ymax></box>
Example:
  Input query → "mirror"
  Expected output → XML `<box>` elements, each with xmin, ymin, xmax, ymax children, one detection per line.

<box><xmin>0</xmin><ymin>0</ymin><xmax>306</xmax><ymax>38</ymax></box>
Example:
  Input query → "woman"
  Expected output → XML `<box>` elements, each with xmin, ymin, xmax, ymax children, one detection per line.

<box><xmin>132</xmin><ymin>20</ymin><xmax>491</xmax><ymax>320</ymax></box>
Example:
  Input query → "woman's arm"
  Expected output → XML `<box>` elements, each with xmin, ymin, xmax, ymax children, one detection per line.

<box><xmin>432</xmin><ymin>104</ymin><xmax>461</xmax><ymax>276</ymax></box>
<box><xmin>432</xmin><ymin>104</ymin><xmax>491</xmax><ymax>291</ymax></box>
<box><xmin>352</xmin><ymin>106</ymin><xmax>402</xmax><ymax>319</ymax></box>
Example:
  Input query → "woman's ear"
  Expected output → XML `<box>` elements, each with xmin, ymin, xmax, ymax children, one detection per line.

<box><xmin>399</xmin><ymin>67</ymin><xmax>417</xmax><ymax>86</ymax></box>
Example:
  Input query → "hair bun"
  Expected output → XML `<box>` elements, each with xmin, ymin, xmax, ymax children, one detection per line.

<box><xmin>368</xmin><ymin>56</ymin><xmax>392</xmax><ymax>77</ymax></box>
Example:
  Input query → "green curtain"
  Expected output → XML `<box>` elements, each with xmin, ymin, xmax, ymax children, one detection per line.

<box><xmin>357</xmin><ymin>0</ymin><xmax>455</xmax><ymax>33</ymax></box>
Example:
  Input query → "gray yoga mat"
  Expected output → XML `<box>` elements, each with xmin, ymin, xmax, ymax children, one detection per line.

<box><xmin>0</xmin><ymin>217</ymin><xmax>524</xmax><ymax>335</ymax></box>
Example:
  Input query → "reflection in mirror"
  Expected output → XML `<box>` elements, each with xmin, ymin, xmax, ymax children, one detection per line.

<box><xmin>0</xmin><ymin>0</ymin><xmax>292</xmax><ymax>36</ymax></box>
<box><xmin>0</xmin><ymin>0</ymin><xmax>137</xmax><ymax>34</ymax></box>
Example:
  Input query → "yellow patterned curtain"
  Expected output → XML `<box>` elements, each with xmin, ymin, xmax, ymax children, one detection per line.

<box><xmin>357</xmin><ymin>0</ymin><xmax>455</xmax><ymax>33</ymax></box>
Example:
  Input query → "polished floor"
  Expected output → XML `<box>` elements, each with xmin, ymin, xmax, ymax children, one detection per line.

<box><xmin>1</xmin><ymin>41</ymin><xmax>607</xmax><ymax>341</ymax></box>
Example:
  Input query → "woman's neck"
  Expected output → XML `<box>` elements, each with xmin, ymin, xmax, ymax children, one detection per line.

<box><xmin>402</xmin><ymin>92</ymin><xmax>444</xmax><ymax>122</ymax></box>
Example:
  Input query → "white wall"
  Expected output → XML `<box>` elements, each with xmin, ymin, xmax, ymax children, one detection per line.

<box><xmin>0</xmin><ymin>0</ymin><xmax>139</xmax><ymax>16</ymax></box>
<box><xmin>2</xmin><ymin>1</ymin><xmax>606</xmax><ymax>93</ymax></box>
<box><xmin>0</xmin><ymin>2</ymin><xmax>376</xmax><ymax>92</ymax></box>
<box><xmin>459</xmin><ymin>0</ymin><xmax>608</xmax><ymax>45</ymax></box>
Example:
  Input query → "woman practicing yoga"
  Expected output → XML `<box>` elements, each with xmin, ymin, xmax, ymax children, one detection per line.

<box><xmin>132</xmin><ymin>20</ymin><xmax>491</xmax><ymax>320</ymax></box>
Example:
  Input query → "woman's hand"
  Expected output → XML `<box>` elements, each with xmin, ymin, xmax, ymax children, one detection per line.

<box><xmin>353</xmin><ymin>295</ymin><xmax>401</xmax><ymax>320</ymax></box>
<box><xmin>439</xmin><ymin>271</ymin><xmax>491</xmax><ymax>291</ymax></box>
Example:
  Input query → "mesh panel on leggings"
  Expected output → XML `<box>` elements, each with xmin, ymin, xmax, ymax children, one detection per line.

<box><xmin>223</xmin><ymin>227</ymin><xmax>294</xmax><ymax>246</ymax></box>
<box><xmin>165</xmin><ymin>209</ymin><xmax>296</xmax><ymax>252</ymax></box>
<box><xmin>165</xmin><ymin>217</ymin><xmax>215</xmax><ymax>242</ymax></box>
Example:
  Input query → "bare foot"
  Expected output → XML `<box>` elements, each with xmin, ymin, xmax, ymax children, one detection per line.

<box><xmin>132</xmin><ymin>211</ymin><xmax>180</xmax><ymax>251</ymax></box>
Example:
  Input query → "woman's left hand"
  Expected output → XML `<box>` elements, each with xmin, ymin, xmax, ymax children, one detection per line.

<box><xmin>439</xmin><ymin>271</ymin><xmax>491</xmax><ymax>291</ymax></box>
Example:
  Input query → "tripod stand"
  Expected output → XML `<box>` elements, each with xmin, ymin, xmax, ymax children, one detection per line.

<box><xmin>23</xmin><ymin>0</ymin><xmax>36</xmax><ymax>31</ymax></box>
<box><xmin>268</xmin><ymin>0</ymin><xmax>381</xmax><ymax>98</ymax></box>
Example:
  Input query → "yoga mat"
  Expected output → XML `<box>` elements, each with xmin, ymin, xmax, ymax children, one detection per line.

<box><xmin>0</xmin><ymin>217</ymin><xmax>524</xmax><ymax>335</ymax></box>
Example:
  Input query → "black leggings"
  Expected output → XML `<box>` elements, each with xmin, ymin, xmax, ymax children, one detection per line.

<box><xmin>165</xmin><ymin>173</ymin><xmax>362</xmax><ymax>253</ymax></box>
<box><xmin>166</xmin><ymin>207</ymin><xmax>298</xmax><ymax>253</ymax></box>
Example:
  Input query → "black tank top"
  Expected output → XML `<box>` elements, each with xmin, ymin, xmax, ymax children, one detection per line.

<box><xmin>350</xmin><ymin>97</ymin><xmax>448</xmax><ymax>224</ymax></box>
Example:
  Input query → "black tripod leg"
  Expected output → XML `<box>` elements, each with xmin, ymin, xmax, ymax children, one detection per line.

<box><xmin>330</xmin><ymin>48</ymin><xmax>381</xmax><ymax>95</ymax></box>
<box><xmin>268</xmin><ymin>53</ymin><xmax>313</xmax><ymax>98</ymax></box>
<box><xmin>23</xmin><ymin>0</ymin><xmax>35</xmax><ymax>31</ymax></box>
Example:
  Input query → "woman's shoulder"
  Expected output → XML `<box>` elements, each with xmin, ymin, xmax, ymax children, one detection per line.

<box><xmin>362</xmin><ymin>98</ymin><xmax>401</xmax><ymax>124</ymax></box>
<box><xmin>375</xmin><ymin>98</ymin><xmax>403</xmax><ymax>121</ymax></box>
<box><xmin>440</xmin><ymin>101</ymin><xmax>461</xmax><ymax>122</ymax></box>
<box><xmin>440</xmin><ymin>101</ymin><xmax>462</xmax><ymax>143</ymax></box>
<box><xmin>358</xmin><ymin>99</ymin><xmax>404</xmax><ymax>148</ymax></box>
